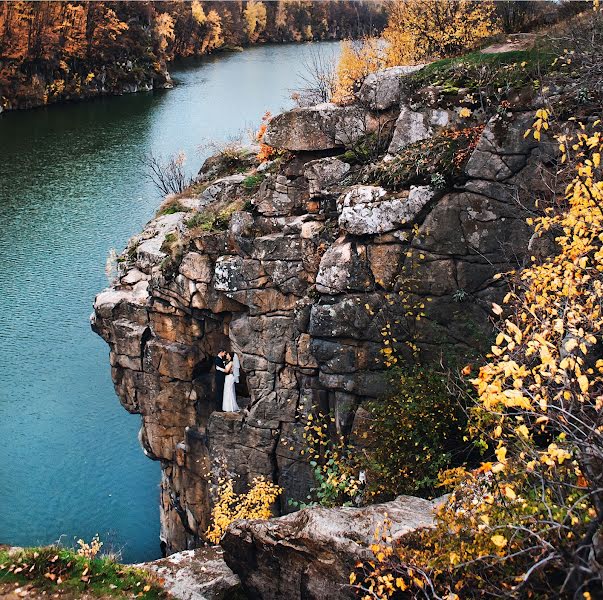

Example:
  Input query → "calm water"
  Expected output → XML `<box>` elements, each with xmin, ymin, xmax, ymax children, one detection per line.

<box><xmin>0</xmin><ymin>42</ymin><xmax>340</xmax><ymax>563</ymax></box>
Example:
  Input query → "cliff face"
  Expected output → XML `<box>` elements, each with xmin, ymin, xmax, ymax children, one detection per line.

<box><xmin>91</xmin><ymin>65</ymin><xmax>552</xmax><ymax>555</ymax></box>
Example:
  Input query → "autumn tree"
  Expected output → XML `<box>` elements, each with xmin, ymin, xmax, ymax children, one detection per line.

<box><xmin>154</xmin><ymin>11</ymin><xmax>174</xmax><ymax>54</ymax></box>
<box><xmin>383</xmin><ymin>0</ymin><xmax>499</xmax><ymax>65</ymax></box>
<box><xmin>332</xmin><ymin>38</ymin><xmax>385</xmax><ymax>104</ymax></box>
<box><xmin>243</xmin><ymin>0</ymin><xmax>267</xmax><ymax>44</ymax></box>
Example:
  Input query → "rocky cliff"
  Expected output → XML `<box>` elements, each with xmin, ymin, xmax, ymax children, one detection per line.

<box><xmin>92</xmin><ymin>61</ymin><xmax>553</xmax><ymax>555</ymax></box>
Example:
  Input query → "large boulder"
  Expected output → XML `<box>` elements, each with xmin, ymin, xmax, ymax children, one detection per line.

<box><xmin>465</xmin><ymin>112</ymin><xmax>544</xmax><ymax>181</ymax></box>
<box><xmin>304</xmin><ymin>157</ymin><xmax>351</xmax><ymax>199</ymax></box>
<box><xmin>139</xmin><ymin>546</ymin><xmax>242</xmax><ymax>600</ymax></box>
<box><xmin>338</xmin><ymin>185</ymin><xmax>434</xmax><ymax>235</ymax></box>
<box><xmin>316</xmin><ymin>238</ymin><xmax>373</xmax><ymax>294</ymax></box>
<box><xmin>263</xmin><ymin>104</ymin><xmax>377</xmax><ymax>151</ymax></box>
<box><xmin>357</xmin><ymin>65</ymin><xmax>425</xmax><ymax>111</ymax></box>
<box><xmin>388</xmin><ymin>106</ymin><xmax>453</xmax><ymax>154</ymax></box>
<box><xmin>222</xmin><ymin>496</ymin><xmax>440</xmax><ymax>600</ymax></box>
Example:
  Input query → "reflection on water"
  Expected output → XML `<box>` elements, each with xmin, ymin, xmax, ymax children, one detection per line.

<box><xmin>0</xmin><ymin>42</ymin><xmax>340</xmax><ymax>562</ymax></box>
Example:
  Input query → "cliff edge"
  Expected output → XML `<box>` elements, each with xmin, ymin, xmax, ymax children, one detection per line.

<box><xmin>92</xmin><ymin>56</ymin><xmax>555</xmax><ymax>554</ymax></box>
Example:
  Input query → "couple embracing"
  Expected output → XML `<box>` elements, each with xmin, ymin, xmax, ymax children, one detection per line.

<box><xmin>214</xmin><ymin>350</ymin><xmax>240</xmax><ymax>413</ymax></box>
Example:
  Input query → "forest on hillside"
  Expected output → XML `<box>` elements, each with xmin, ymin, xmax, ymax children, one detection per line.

<box><xmin>0</xmin><ymin>0</ymin><xmax>387</xmax><ymax>111</ymax></box>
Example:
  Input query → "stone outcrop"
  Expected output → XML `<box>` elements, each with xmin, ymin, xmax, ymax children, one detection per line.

<box><xmin>357</xmin><ymin>65</ymin><xmax>425</xmax><ymax>111</ymax></box>
<box><xmin>139</xmin><ymin>546</ymin><xmax>242</xmax><ymax>600</ymax></box>
<box><xmin>92</xmin><ymin>63</ymin><xmax>554</xmax><ymax>556</ymax></box>
<box><xmin>263</xmin><ymin>103</ymin><xmax>385</xmax><ymax>151</ymax></box>
<box><xmin>221</xmin><ymin>496</ymin><xmax>441</xmax><ymax>600</ymax></box>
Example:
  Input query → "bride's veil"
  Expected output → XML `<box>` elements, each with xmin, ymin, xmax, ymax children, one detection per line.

<box><xmin>232</xmin><ymin>353</ymin><xmax>241</xmax><ymax>383</ymax></box>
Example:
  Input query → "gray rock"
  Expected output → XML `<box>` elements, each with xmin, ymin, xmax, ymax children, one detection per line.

<box><xmin>338</xmin><ymin>185</ymin><xmax>434</xmax><ymax>235</ymax></box>
<box><xmin>388</xmin><ymin>105</ymin><xmax>453</xmax><ymax>154</ymax></box>
<box><xmin>222</xmin><ymin>495</ymin><xmax>440</xmax><ymax>600</ymax></box>
<box><xmin>316</xmin><ymin>238</ymin><xmax>373</xmax><ymax>294</ymax></box>
<box><xmin>139</xmin><ymin>546</ymin><xmax>241</xmax><ymax>600</ymax></box>
<box><xmin>357</xmin><ymin>65</ymin><xmax>425</xmax><ymax>111</ymax></box>
<box><xmin>263</xmin><ymin>103</ymin><xmax>377</xmax><ymax>151</ymax></box>
<box><xmin>304</xmin><ymin>157</ymin><xmax>351</xmax><ymax>199</ymax></box>
<box><xmin>465</xmin><ymin>113</ymin><xmax>540</xmax><ymax>181</ymax></box>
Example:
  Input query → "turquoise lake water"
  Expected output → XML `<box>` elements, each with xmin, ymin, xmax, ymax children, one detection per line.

<box><xmin>0</xmin><ymin>42</ymin><xmax>340</xmax><ymax>563</ymax></box>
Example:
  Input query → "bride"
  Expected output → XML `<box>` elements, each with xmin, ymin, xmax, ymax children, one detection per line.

<box><xmin>222</xmin><ymin>352</ymin><xmax>240</xmax><ymax>413</ymax></box>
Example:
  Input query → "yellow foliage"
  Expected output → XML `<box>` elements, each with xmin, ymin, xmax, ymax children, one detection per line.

<box><xmin>332</xmin><ymin>38</ymin><xmax>386</xmax><ymax>105</ymax></box>
<box><xmin>206</xmin><ymin>476</ymin><xmax>282</xmax><ymax>544</ymax></box>
<box><xmin>243</xmin><ymin>1</ymin><xmax>268</xmax><ymax>44</ymax></box>
<box><xmin>191</xmin><ymin>0</ymin><xmax>206</xmax><ymax>26</ymax></box>
<box><xmin>383</xmin><ymin>0</ymin><xmax>499</xmax><ymax>65</ymax></box>
<box><xmin>155</xmin><ymin>13</ymin><xmax>175</xmax><ymax>53</ymax></box>
<box><xmin>76</xmin><ymin>534</ymin><xmax>103</xmax><ymax>559</ymax></box>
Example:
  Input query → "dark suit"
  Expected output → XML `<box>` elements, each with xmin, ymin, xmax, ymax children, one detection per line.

<box><xmin>214</xmin><ymin>356</ymin><xmax>226</xmax><ymax>410</ymax></box>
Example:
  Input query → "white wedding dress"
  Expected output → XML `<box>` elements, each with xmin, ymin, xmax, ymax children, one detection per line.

<box><xmin>222</xmin><ymin>367</ymin><xmax>240</xmax><ymax>412</ymax></box>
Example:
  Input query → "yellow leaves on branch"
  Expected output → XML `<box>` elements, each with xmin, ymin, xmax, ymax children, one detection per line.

<box><xmin>206</xmin><ymin>476</ymin><xmax>282</xmax><ymax>544</ymax></box>
<box><xmin>524</xmin><ymin>108</ymin><xmax>550</xmax><ymax>141</ymax></box>
<box><xmin>475</xmin><ymin>119</ymin><xmax>603</xmax><ymax>443</ymax></box>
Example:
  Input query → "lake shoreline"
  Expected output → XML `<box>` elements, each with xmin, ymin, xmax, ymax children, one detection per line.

<box><xmin>0</xmin><ymin>38</ymin><xmax>341</xmax><ymax>116</ymax></box>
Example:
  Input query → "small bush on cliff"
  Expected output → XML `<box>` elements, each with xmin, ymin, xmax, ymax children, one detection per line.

<box><xmin>206</xmin><ymin>476</ymin><xmax>282</xmax><ymax>544</ymax></box>
<box><xmin>142</xmin><ymin>151</ymin><xmax>192</xmax><ymax>197</ymax></box>
<box><xmin>186</xmin><ymin>198</ymin><xmax>245</xmax><ymax>233</ymax></box>
<box><xmin>156</xmin><ymin>197</ymin><xmax>190</xmax><ymax>217</ymax></box>
<box><xmin>298</xmin><ymin>368</ymin><xmax>475</xmax><ymax>507</ymax></box>
<box><xmin>362</xmin><ymin>367</ymin><xmax>475</xmax><ymax>501</ymax></box>
<box><xmin>241</xmin><ymin>173</ymin><xmax>265</xmax><ymax>193</ymax></box>
<box><xmin>0</xmin><ymin>545</ymin><xmax>165</xmax><ymax>598</ymax></box>
<box><xmin>356</xmin><ymin>125</ymin><xmax>484</xmax><ymax>190</ymax></box>
<box><xmin>297</xmin><ymin>413</ymin><xmax>365</xmax><ymax>508</ymax></box>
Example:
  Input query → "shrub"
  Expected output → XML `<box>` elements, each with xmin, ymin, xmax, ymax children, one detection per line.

<box><xmin>296</xmin><ymin>413</ymin><xmax>364</xmax><ymax>508</ymax></box>
<box><xmin>186</xmin><ymin>198</ymin><xmax>244</xmax><ymax>233</ymax></box>
<box><xmin>142</xmin><ymin>151</ymin><xmax>192</xmax><ymax>196</ymax></box>
<box><xmin>241</xmin><ymin>173</ymin><xmax>265</xmax><ymax>193</ymax></box>
<box><xmin>206</xmin><ymin>476</ymin><xmax>282</xmax><ymax>544</ymax></box>
<box><xmin>156</xmin><ymin>197</ymin><xmax>190</xmax><ymax>217</ymax></box>
<box><xmin>362</xmin><ymin>367</ymin><xmax>475</xmax><ymax>500</ymax></box>
<box><xmin>332</xmin><ymin>38</ymin><xmax>385</xmax><ymax>104</ymax></box>
<box><xmin>356</xmin><ymin>125</ymin><xmax>484</xmax><ymax>190</ymax></box>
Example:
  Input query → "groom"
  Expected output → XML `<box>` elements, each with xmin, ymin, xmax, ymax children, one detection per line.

<box><xmin>214</xmin><ymin>350</ymin><xmax>227</xmax><ymax>412</ymax></box>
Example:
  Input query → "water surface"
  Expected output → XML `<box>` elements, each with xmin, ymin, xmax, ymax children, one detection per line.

<box><xmin>0</xmin><ymin>42</ymin><xmax>340</xmax><ymax>562</ymax></box>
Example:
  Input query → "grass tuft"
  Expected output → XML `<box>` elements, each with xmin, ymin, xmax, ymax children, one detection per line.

<box><xmin>0</xmin><ymin>546</ymin><xmax>166</xmax><ymax>598</ymax></box>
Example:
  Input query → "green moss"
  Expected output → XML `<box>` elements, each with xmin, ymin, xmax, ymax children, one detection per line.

<box><xmin>156</xmin><ymin>199</ymin><xmax>190</xmax><ymax>216</ymax></box>
<box><xmin>241</xmin><ymin>173</ymin><xmax>265</xmax><ymax>193</ymax></box>
<box><xmin>186</xmin><ymin>211</ymin><xmax>220</xmax><ymax>232</ymax></box>
<box><xmin>415</xmin><ymin>48</ymin><xmax>553</xmax><ymax>82</ymax></box>
<box><xmin>186</xmin><ymin>198</ymin><xmax>245</xmax><ymax>233</ymax></box>
<box><xmin>0</xmin><ymin>546</ymin><xmax>166</xmax><ymax>598</ymax></box>
<box><xmin>358</xmin><ymin>125</ymin><xmax>484</xmax><ymax>191</ymax></box>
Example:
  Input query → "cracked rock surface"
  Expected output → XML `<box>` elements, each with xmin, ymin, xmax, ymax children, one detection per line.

<box><xmin>92</xmin><ymin>65</ymin><xmax>553</xmax><ymax>556</ymax></box>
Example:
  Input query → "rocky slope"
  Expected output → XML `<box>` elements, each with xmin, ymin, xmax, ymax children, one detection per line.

<box><xmin>92</xmin><ymin>60</ymin><xmax>554</xmax><ymax>555</ymax></box>
<box><xmin>222</xmin><ymin>495</ymin><xmax>441</xmax><ymax>600</ymax></box>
